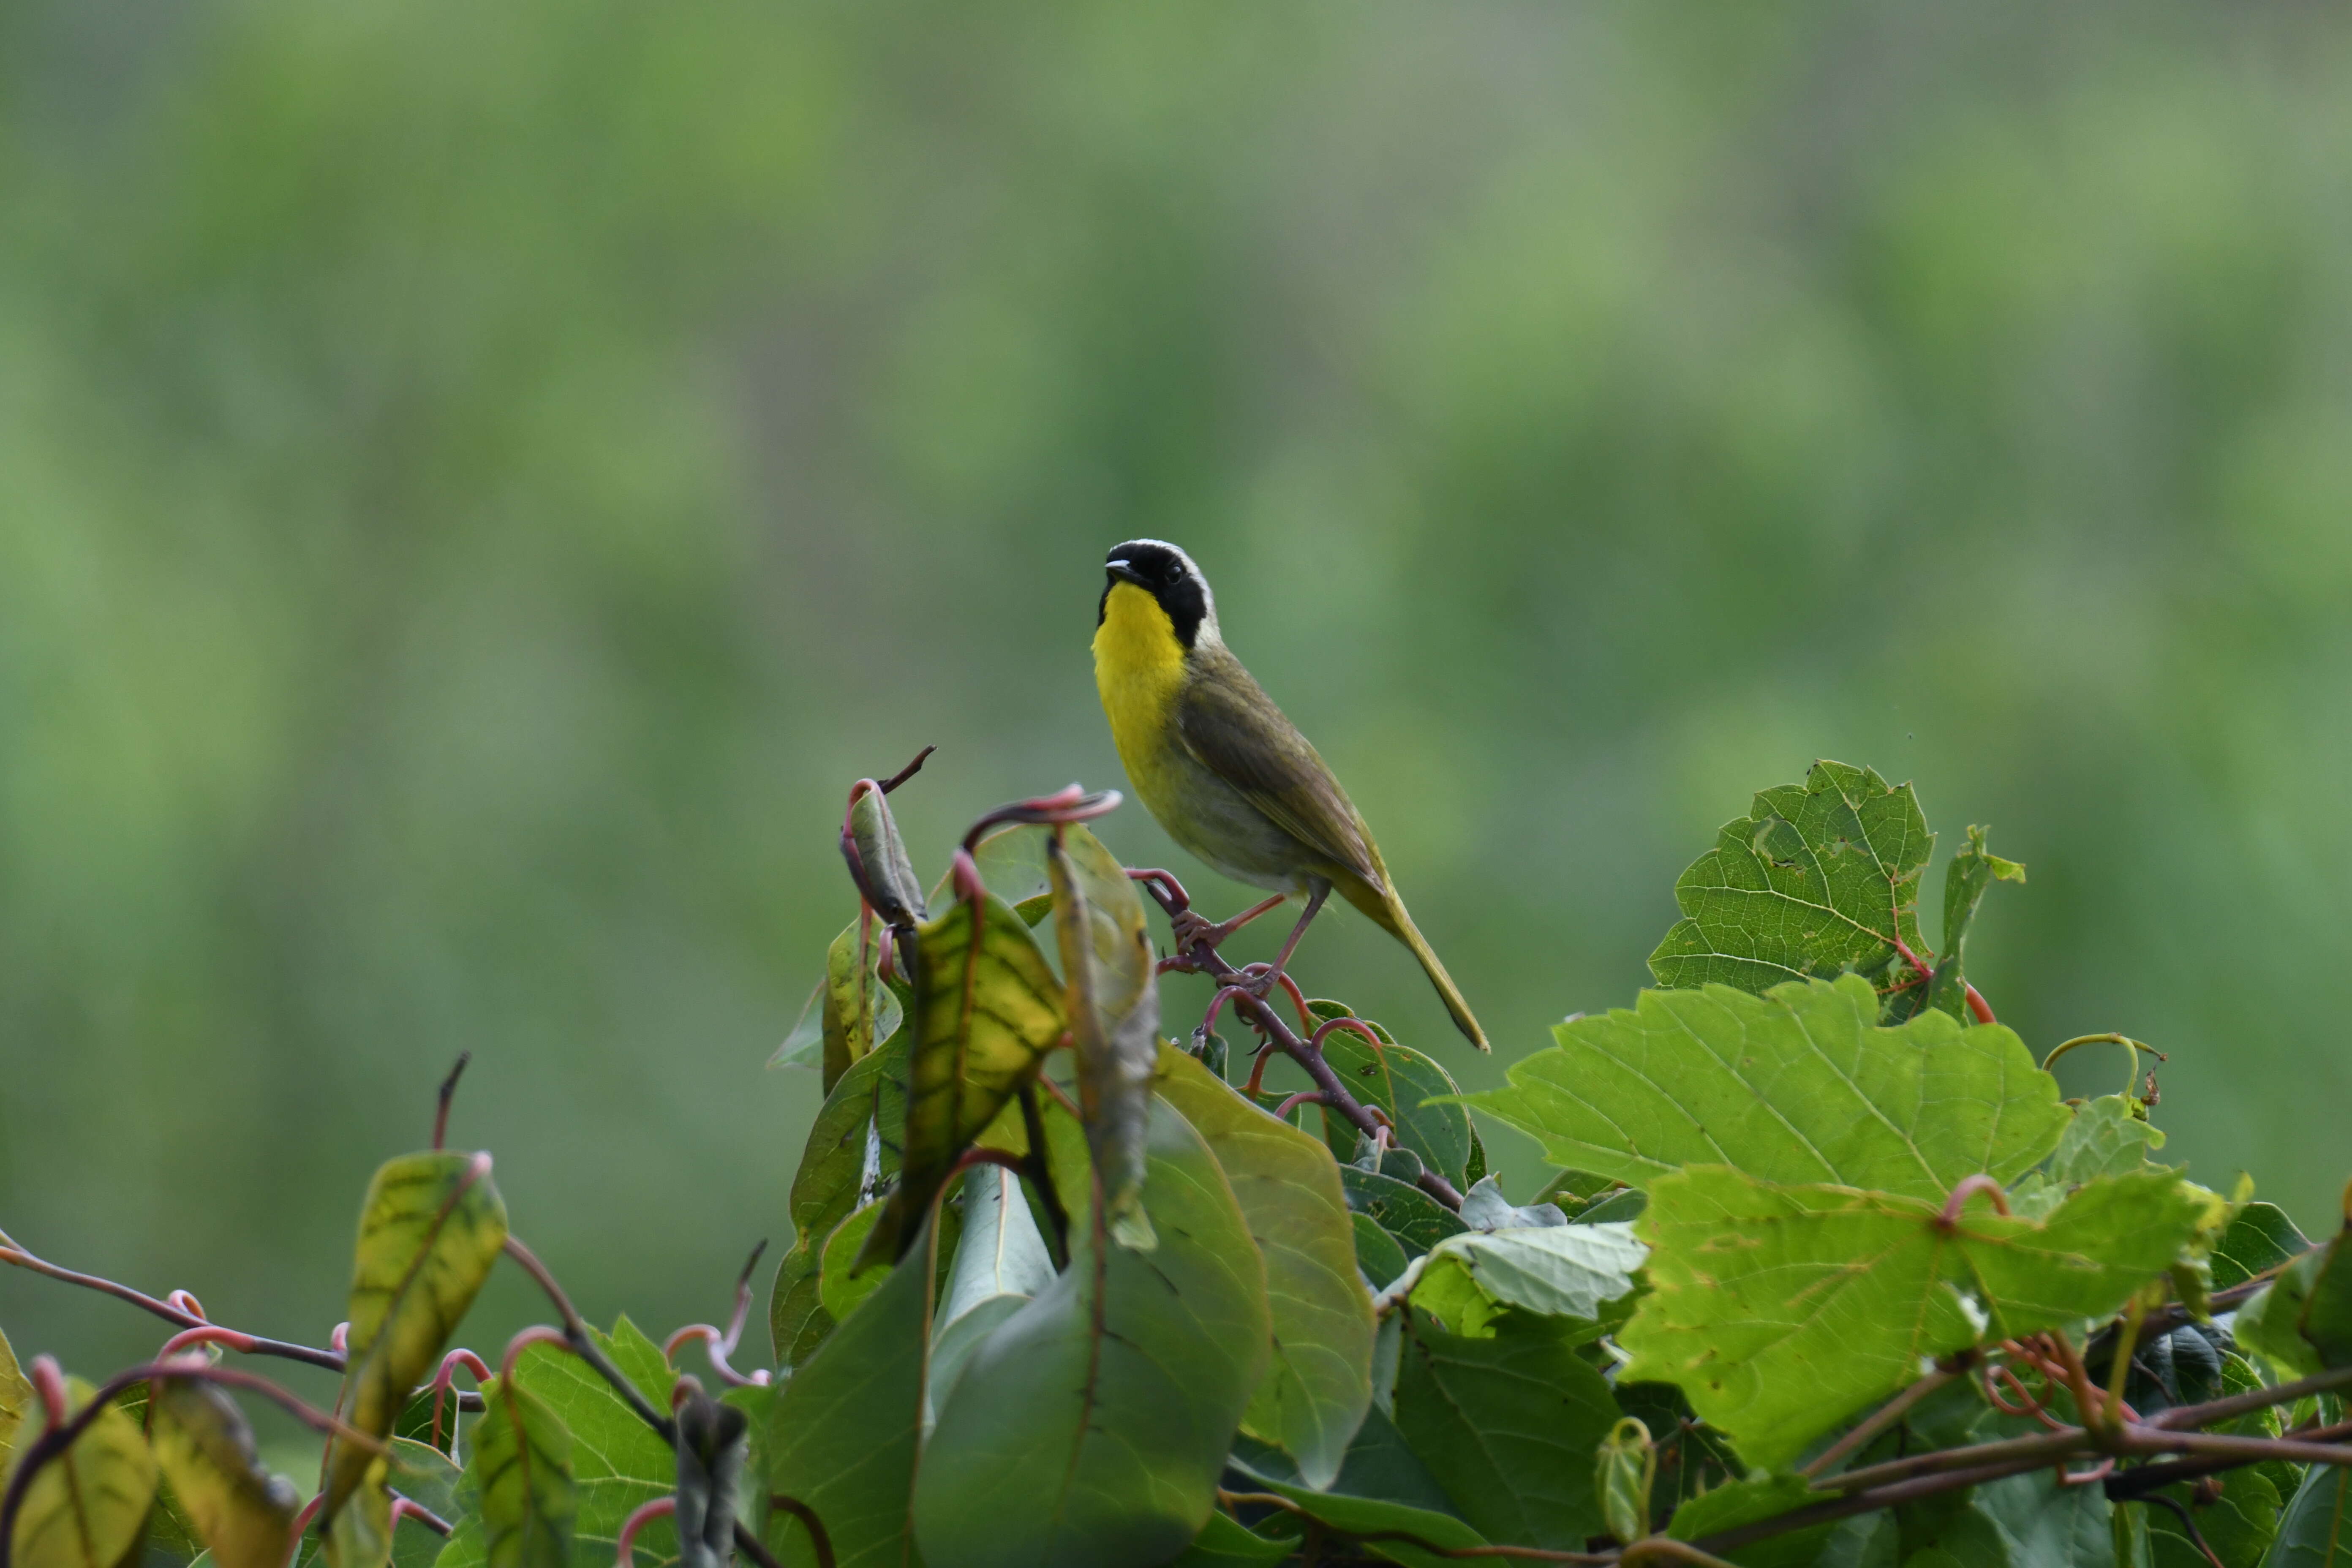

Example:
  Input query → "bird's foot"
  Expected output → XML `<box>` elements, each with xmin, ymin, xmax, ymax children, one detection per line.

<box><xmin>1237</xmin><ymin>961</ymin><xmax>1284</xmax><ymax>999</ymax></box>
<box><xmin>1169</xmin><ymin>893</ymin><xmax>1289</xmax><ymax>957</ymax></box>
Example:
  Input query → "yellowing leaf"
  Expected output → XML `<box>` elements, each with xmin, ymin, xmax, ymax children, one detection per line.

<box><xmin>822</xmin><ymin>914</ymin><xmax>901</xmax><ymax>1094</ymax></box>
<box><xmin>0</xmin><ymin>1326</ymin><xmax>31</xmax><ymax>1471</ymax></box>
<box><xmin>857</xmin><ymin>889</ymin><xmax>1064</xmax><ymax>1270</ymax></box>
<box><xmin>324</xmin><ymin>1152</ymin><xmax>507</xmax><ymax>1532</ymax></box>
<box><xmin>1461</xmin><ymin>975</ymin><xmax>2066</xmax><ymax>1201</ymax></box>
<box><xmin>1617</xmin><ymin>1165</ymin><xmax>2209</xmax><ymax>1471</ymax></box>
<box><xmin>8</xmin><ymin>1376</ymin><xmax>159</xmax><ymax>1568</ymax></box>
<box><xmin>467</xmin><ymin>1377</ymin><xmax>574</xmax><ymax>1568</ymax></box>
<box><xmin>147</xmin><ymin>1375</ymin><xmax>302</xmax><ymax>1568</ymax></box>
<box><xmin>1048</xmin><ymin>825</ymin><xmax>1158</xmax><ymax>1250</ymax></box>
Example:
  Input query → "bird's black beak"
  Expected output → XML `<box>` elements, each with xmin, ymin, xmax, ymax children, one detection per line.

<box><xmin>1105</xmin><ymin>558</ymin><xmax>1149</xmax><ymax>588</ymax></box>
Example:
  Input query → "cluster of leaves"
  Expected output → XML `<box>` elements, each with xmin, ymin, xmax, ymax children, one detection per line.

<box><xmin>8</xmin><ymin>757</ymin><xmax>2352</xmax><ymax>1568</ymax></box>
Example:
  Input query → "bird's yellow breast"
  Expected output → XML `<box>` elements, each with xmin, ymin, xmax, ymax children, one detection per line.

<box><xmin>1092</xmin><ymin>581</ymin><xmax>1190</xmax><ymax>797</ymax></box>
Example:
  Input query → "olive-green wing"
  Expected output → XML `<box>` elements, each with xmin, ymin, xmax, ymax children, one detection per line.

<box><xmin>1174</xmin><ymin>652</ymin><xmax>1383</xmax><ymax>888</ymax></box>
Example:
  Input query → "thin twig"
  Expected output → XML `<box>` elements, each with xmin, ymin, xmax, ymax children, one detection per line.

<box><xmin>0</xmin><ymin>1243</ymin><xmax>345</xmax><ymax>1372</ymax></box>
<box><xmin>502</xmin><ymin>1236</ymin><xmax>676</xmax><ymax>1445</ymax></box>
<box><xmin>1135</xmin><ymin>870</ymin><xmax>1463</xmax><ymax>1210</ymax></box>
<box><xmin>434</xmin><ymin>1053</ymin><xmax>471</xmax><ymax>1152</ymax></box>
<box><xmin>764</xmin><ymin>1497</ymin><xmax>836</xmax><ymax>1568</ymax></box>
<box><xmin>877</xmin><ymin>745</ymin><xmax>936</xmax><ymax>795</ymax></box>
<box><xmin>1802</xmin><ymin>1368</ymin><xmax>1960</xmax><ymax>1478</ymax></box>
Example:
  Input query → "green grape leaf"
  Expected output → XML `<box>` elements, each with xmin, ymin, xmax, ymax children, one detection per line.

<box><xmin>1920</xmin><ymin>1466</ymin><xmax>2116</xmax><ymax>1568</ymax></box>
<box><xmin>2047</xmin><ymin>1095</ymin><xmax>2167</xmax><ymax>1186</ymax></box>
<box><xmin>324</xmin><ymin>1153</ymin><xmax>509</xmax><ymax>1534</ymax></box>
<box><xmin>1392</xmin><ymin>1317</ymin><xmax>1620</xmax><ymax>1551</ymax></box>
<box><xmin>1407</xmin><ymin>1222</ymin><xmax>1645</xmax><ymax>1339</ymax></box>
<box><xmin>2268</xmin><ymin>1462</ymin><xmax>2352</xmax><ymax>1568</ymax></box>
<box><xmin>2238</xmin><ymin>1223</ymin><xmax>2352</xmax><ymax>1378</ymax></box>
<box><xmin>1926</xmin><ymin>825</ymin><xmax>2025</xmax><ymax>1019</ymax></box>
<box><xmin>913</xmin><ymin>1100</ymin><xmax>1272</xmax><ymax>1568</ymax></box>
<box><xmin>386</xmin><ymin>1440</ymin><xmax>461</xmax><ymax>1533</ymax></box>
<box><xmin>2147</xmin><ymin>1466</ymin><xmax>2279</xmax><ymax>1568</ymax></box>
<box><xmin>1339</xmin><ymin>1167</ymin><xmax>1468</xmax><ymax>1259</ymax></box>
<box><xmin>0</xmin><ymin>1327</ymin><xmax>31</xmax><ymax>1471</ymax></box>
<box><xmin>1048</xmin><ymin>825</ymin><xmax>1159</xmax><ymax>1250</ymax></box>
<box><xmin>1155</xmin><ymin>1045</ymin><xmax>1375</xmax><ymax>1491</ymax></box>
<box><xmin>506</xmin><ymin>1323</ymin><xmax>678</xmax><ymax>1568</ymax></box>
<box><xmin>763</xmin><ymin>1214</ymin><xmax>942</xmax><ymax>1568</ymax></box>
<box><xmin>1302</xmin><ymin>1002</ymin><xmax>1473</xmax><ymax>1187</ymax></box>
<box><xmin>147</xmin><ymin>1375</ymin><xmax>302</xmax><ymax>1568</ymax></box>
<box><xmin>7</xmin><ymin>1375</ymin><xmax>159</xmax><ymax>1568</ymax></box>
<box><xmin>1648</xmin><ymin>760</ymin><xmax>1937</xmax><ymax>1020</ymax></box>
<box><xmin>770</xmin><ymin>1029</ymin><xmax>909</xmax><ymax>1367</ymax></box>
<box><xmin>817</xmin><ymin>1203</ymin><xmax>888</xmax><ymax>1326</ymax></box>
<box><xmin>858</xmin><ymin>888</ymin><xmax>1064</xmax><ymax>1270</ymax></box>
<box><xmin>844</xmin><ymin>784</ymin><xmax>925</xmax><ymax>928</ymax></box>
<box><xmin>2211</xmin><ymin>1202</ymin><xmax>2309</xmax><ymax>1290</ymax></box>
<box><xmin>465</xmin><ymin>1377</ymin><xmax>574</xmax><ymax>1568</ymax></box>
<box><xmin>1460</xmin><ymin>975</ymin><xmax>2066</xmax><ymax>1200</ymax></box>
<box><xmin>1618</xmin><ymin>1165</ymin><xmax>2209</xmax><ymax>1472</ymax></box>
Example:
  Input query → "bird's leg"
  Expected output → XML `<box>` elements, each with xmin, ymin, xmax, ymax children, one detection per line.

<box><xmin>1169</xmin><ymin>892</ymin><xmax>1289</xmax><ymax>956</ymax></box>
<box><xmin>1241</xmin><ymin>880</ymin><xmax>1329</xmax><ymax>997</ymax></box>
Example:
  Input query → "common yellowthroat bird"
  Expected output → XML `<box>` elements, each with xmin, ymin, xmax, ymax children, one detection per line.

<box><xmin>1092</xmin><ymin>540</ymin><xmax>1487</xmax><ymax>1051</ymax></box>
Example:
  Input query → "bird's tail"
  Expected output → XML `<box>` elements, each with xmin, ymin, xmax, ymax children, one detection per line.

<box><xmin>1333</xmin><ymin>872</ymin><xmax>1489</xmax><ymax>1052</ymax></box>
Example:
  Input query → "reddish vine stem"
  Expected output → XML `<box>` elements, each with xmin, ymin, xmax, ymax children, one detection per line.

<box><xmin>664</xmin><ymin>1240</ymin><xmax>771</xmax><ymax>1388</ymax></box>
<box><xmin>0</xmin><ymin>1240</ymin><xmax>347</xmax><ymax>1374</ymax></box>
<box><xmin>1132</xmin><ymin>868</ymin><xmax>1464</xmax><ymax>1211</ymax></box>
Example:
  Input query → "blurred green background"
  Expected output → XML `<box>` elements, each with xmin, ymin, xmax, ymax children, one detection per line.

<box><xmin>7</xmin><ymin>0</ymin><xmax>2352</xmax><ymax>1403</ymax></box>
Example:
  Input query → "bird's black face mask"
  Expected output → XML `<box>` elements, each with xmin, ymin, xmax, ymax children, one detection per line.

<box><xmin>1099</xmin><ymin>540</ymin><xmax>1210</xmax><ymax>648</ymax></box>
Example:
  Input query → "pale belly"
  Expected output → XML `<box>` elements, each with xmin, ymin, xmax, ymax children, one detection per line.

<box><xmin>1120</xmin><ymin>730</ymin><xmax>1316</xmax><ymax>897</ymax></box>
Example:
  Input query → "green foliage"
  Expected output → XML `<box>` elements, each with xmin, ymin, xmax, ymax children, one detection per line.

<box><xmin>1648</xmin><ymin>761</ymin><xmax>1937</xmax><ymax>1017</ymax></box>
<box><xmin>7</xmin><ymin>1377</ymin><xmax>158</xmax><ymax>1568</ymax></box>
<box><xmin>913</xmin><ymin>1102</ymin><xmax>1270</xmax><ymax>1568</ymax></box>
<box><xmin>1463</xmin><ymin>973</ymin><xmax>2067</xmax><ymax>1198</ymax></box>
<box><xmin>9</xmin><ymin>757</ymin><xmax>2352</xmax><ymax>1568</ymax></box>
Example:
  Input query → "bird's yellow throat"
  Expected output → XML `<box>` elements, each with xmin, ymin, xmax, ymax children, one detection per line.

<box><xmin>1092</xmin><ymin>580</ymin><xmax>1189</xmax><ymax>779</ymax></box>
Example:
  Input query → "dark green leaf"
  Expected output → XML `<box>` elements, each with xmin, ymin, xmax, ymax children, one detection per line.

<box><xmin>1214</xmin><ymin>1473</ymin><xmax>1488</xmax><ymax>1568</ymax></box>
<box><xmin>1048</xmin><ymin>824</ymin><xmax>1158</xmax><ymax>1250</ymax></box>
<box><xmin>1618</xmin><ymin>1165</ymin><xmax>2210</xmax><ymax>1471</ymax></box>
<box><xmin>858</xmin><ymin>888</ymin><xmax>1064</xmax><ymax>1269</ymax></box>
<box><xmin>466</xmin><ymin>1377</ymin><xmax>574</xmax><ymax>1568</ymax></box>
<box><xmin>1461</xmin><ymin>975</ymin><xmax>2067</xmax><ymax>1200</ymax></box>
<box><xmin>7</xmin><ymin>1376</ymin><xmax>159</xmax><ymax>1568</ymax></box>
<box><xmin>2268</xmin><ymin>1463</ymin><xmax>2352</xmax><ymax>1568</ymax></box>
<box><xmin>769</xmin><ymin>1030</ymin><xmax>909</xmax><ymax>1367</ymax></box>
<box><xmin>1303</xmin><ymin>1002</ymin><xmax>1473</xmax><ymax>1187</ymax></box>
<box><xmin>1647</xmin><ymin>760</ymin><xmax>1936</xmax><ymax>1020</ymax></box>
<box><xmin>2211</xmin><ymin>1201</ymin><xmax>2310</xmax><ymax>1290</ymax></box>
<box><xmin>1392</xmin><ymin>1315</ymin><xmax>1619</xmax><ymax>1551</ymax></box>
<box><xmin>913</xmin><ymin>1100</ymin><xmax>1271</xmax><ymax>1568</ymax></box>
<box><xmin>1918</xmin><ymin>1466</ymin><xmax>2115</xmax><ymax>1568</ymax></box>
<box><xmin>1164</xmin><ymin>1511</ymin><xmax>1292</xmax><ymax>1567</ymax></box>
<box><xmin>387</xmin><ymin>1440</ymin><xmax>461</xmax><ymax>1535</ymax></box>
<box><xmin>147</xmin><ymin>1375</ymin><xmax>302</xmax><ymax>1568</ymax></box>
<box><xmin>1339</xmin><ymin>1167</ymin><xmax>1467</xmax><ymax>1259</ymax></box>
<box><xmin>817</xmin><ymin>1203</ymin><xmax>887</xmax><ymax>1325</ymax></box>
<box><xmin>1666</xmin><ymin>1473</ymin><xmax>1834</xmax><ymax>1568</ymax></box>
<box><xmin>1351</xmin><ymin>1215</ymin><xmax>1410</xmax><ymax>1291</ymax></box>
<box><xmin>2238</xmin><ymin>1224</ymin><xmax>2352</xmax><ymax>1378</ymax></box>
<box><xmin>1926</xmin><ymin>824</ymin><xmax>2025</xmax><ymax>1019</ymax></box>
<box><xmin>2146</xmin><ymin>1466</ymin><xmax>2279</xmax><ymax>1568</ymax></box>
<box><xmin>1156</xmin><ymin>1045</ymin><xmax>1375</xmax><ymax>1491</ymax></box>
<box><xmin>763</xmin><ymin>1213</ymin><xmax>941</xmax><ymax>1568</ymax></box>
<box><xmin>324</xmin><ymin>1153</ymin><xmax>508</xmax><ymax>1536</ymax></box>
